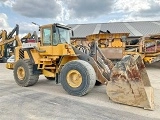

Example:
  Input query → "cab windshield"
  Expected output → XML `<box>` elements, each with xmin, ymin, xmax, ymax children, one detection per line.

<box><xmin>53</xmin><ymin>26</ymin><xmax>70</xmax><ymax>45</ymax></box>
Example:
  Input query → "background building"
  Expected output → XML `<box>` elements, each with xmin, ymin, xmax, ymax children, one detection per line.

<box><xmin>68</xmin><ymin>21</ymin><xmax>160</xmax><ymax>41</ymax></box>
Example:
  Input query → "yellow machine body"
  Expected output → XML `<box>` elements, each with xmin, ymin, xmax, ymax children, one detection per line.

<box><xmin>6</xmin><ymin>23</ymin><xmax>154</xmax><ymax>110</ymax></box>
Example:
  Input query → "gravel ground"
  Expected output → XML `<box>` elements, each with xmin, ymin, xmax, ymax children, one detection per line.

<box><xmin>0</xmin><ymin>62</ymin><xmax>160</xmax><ymax>120</ymax></box>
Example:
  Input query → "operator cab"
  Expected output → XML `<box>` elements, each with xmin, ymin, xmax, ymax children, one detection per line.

<box><xmin>41</xmin><ymin>24</ymin><xmax>72</xmax><ymax>46</ymax></box>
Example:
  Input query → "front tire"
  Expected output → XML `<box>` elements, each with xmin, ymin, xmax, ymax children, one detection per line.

<box><xmin>13</xmin><ymin>59</ymin><xmax>39</xmax><ymax>87</ymax></box>
<box><xmin>60</xmin><ymin>60</ymin><xmax>96</xmax><ymax>96</ymax></box>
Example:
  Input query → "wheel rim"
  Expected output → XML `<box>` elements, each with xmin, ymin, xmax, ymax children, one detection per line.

<box><xmin>66</xmin><ymin>70</ymin><xmax>82</xmax><ymax>88</ymax></box>
<box><xmin>17</xmin><ymin>66</ymin><xmax>25</xmax><ymax>80</ymax></box>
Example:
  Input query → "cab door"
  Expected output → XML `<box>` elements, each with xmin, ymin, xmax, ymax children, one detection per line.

<box><xmin>39</xmin><ymin>26</ymin><xmax>53</xmax><ymax>55</ymax></box>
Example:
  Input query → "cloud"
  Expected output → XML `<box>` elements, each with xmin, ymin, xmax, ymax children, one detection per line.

<box><xmin>0</xmin><ymin>0</ymin><xmax>14</xmax><ymax>7</ymax></box>
<box><xmin>12</xmin><ymin>0</ymin><xmax>61</xmax><ymax>18</ymax></box>
<box><xmin>0</xmin><ymin>0</ymin><xmax>6</xmax><ymax>6</ymax></box>
<box><xmin>0</xmin><ymin>13</ymin><xmax>11</xmax><ymax>30</ymax></box>
<box><xmin>11</xmin><ymin>0</ymin><xmax>114</xmax><ymax>22</ymax></box>
<box><xmin>0</xmin><ymin>13</ymin><xmax>38</xmax><ymax>38</ymax></box>
<box><xmin>1</xmin><ymin>0</ymin><xmax>160</xmax><ymax>26</ymax></box>
<box><xmin>3</xmin><ymin>0</ymin><xmax>15</xmax><ymax>7</ymax></box>
<box><xmin>18</xmin><ymin>22</ymin><xmax>39</xmax><ymax>35</ymax></box>
<box><xmin>114</xmin><ymin>0</ymin><xmax>150</xmax><ymax>13</ymax></box>
<box><xmin>111</xmin><ymin>0</ymin><xmax>160</xmax><ymax>22</ymax></box>
<box><xmin>65</xmin><ymin>0</ymin><xmax>115</xmax><ymax>19</ymax></box>
<box><xmin>0</xmin><ymin>0</ymin><xmax>7</xmax><ymax>2</ymax></box>
<box><xmin>136</xmin><ymin>1</ymin><xmax>160</xmax><ymax>18</ymax></box>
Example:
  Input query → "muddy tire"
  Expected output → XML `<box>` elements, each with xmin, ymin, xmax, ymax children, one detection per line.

<box><xmin>60</xmin><ymin>60</ymin><xmax>96</xmax><ymax>96</ymax></box>
<box><xmin>13</xmin><ymin>59</ymin><xmax>39</xmax><ymax>87</ymax></box>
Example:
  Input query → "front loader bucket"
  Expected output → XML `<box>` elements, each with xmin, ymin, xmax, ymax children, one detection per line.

<box><xmin>106</xmin><ymin>55</ymin><xmax>154</xmax><ymax>110</ymax></box>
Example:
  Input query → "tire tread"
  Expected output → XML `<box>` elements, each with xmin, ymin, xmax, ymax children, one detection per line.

<box><xmin>14</xmin><ymin>59</ymin><xmax>39</xmax><ymax>87</ymax></box>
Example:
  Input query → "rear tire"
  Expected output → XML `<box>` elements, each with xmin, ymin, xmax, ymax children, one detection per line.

<box><xmin>13</xmin><ymin>59</ymin><xmax>39</xmax><ymax>87</ymax></box>
<box><xmin>60</xmin><ymin>60</ymin><xmax>96</xmax><ymax>96</ymax></box>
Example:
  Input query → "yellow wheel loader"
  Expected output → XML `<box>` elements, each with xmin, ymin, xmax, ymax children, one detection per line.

<box><xmin>6</xmin><ymin>23</ymin><xmax>154</xmax><ymax>110</ymax></box>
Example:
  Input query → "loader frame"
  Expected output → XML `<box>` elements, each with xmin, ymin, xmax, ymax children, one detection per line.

<box><xmin>6</xmin><ymin>23</ymin><xmax>154</xmax><ymax>110</ymax></box>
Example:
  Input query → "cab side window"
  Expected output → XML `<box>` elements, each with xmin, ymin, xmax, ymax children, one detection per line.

<box><xmin>43</xmin><ymin>28</ymin><xmax>51</xmax><ymax>45</ymax></box>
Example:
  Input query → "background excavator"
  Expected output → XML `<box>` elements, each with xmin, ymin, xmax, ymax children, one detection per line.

<box><xmin>0</xmin><ymin>25</ymin><xmax>21</xmax><ymax>62</ymax></box>
<box><xmin>6</xmin><ymin>23</ymin><xmax>154</xmax><ymax>110</ymax></box>
<box><xmin>0</xmin><ymin>24</ymin><xmax>39</xmax><ymax>64</ymax></box>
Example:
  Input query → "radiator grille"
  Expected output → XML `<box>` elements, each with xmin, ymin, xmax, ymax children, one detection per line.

<box><xmin>19</xmin><ymin>49</ymin><xmax>24</xmax><ymax>59</ymax></box>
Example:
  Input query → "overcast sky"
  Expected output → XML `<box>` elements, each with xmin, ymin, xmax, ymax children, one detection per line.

<box><xmin>0</xmin><ymin>0</ymin><xmax>160</xmax><ymax>35</ymax></box>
